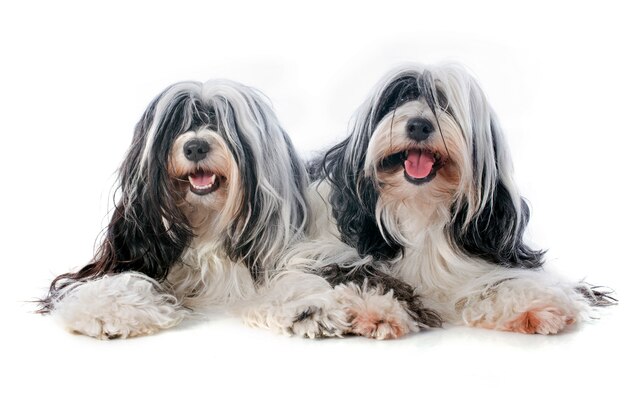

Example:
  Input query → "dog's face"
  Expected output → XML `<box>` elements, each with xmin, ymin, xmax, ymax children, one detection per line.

<box><xmin>365</xmin><ymin>97</ymin><xmax>465</xmax><ymax>208</ymax></box>
<box><xmin>168</xmin><ymin>129</ymin><xmax>240</xmax><ymax>227</ymax></box>
<box><xmin>130</xmin><ymin>81</ymin><xmax>309</xmax><ymax>278</ymax></box>
<box><xmin>317</xmin><ymin>65</ymin><xmax>543</xmax><ymax>268</ymax></box>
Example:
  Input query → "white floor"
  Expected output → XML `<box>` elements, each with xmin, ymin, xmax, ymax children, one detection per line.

<box><xmin>5</xmin><ymin>283</ymin><xmax>623</xmax><ymax>393</ymax></box>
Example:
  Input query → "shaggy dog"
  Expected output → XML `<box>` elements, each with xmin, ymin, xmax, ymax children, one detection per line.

<box><xmin>298</xmin><ymin>64</ymin><xmax>614</xmax><ymax>338</ymax></box>
<box><xmin>39</xmin><ymin>80</ymin><xmax>320</xmax><ymax>339</ymax></box>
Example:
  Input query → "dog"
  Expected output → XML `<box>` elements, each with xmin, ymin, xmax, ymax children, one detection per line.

<box><xmin>299</xmin><ymin>64</ymin><xmax>615</xmax><ymax>338</ymax></box>
<box><xmin>38</xmin><ymin>79</ymin><xmax>318</xmax><ymax>339</ymax></box>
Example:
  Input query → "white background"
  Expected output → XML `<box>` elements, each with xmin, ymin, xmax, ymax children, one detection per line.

<box><xmin>1</xmin><ymin>1</ymin><xmax>624</xmax><ymax>392</ymax></box>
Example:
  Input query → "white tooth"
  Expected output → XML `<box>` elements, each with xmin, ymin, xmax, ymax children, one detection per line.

<box><xmin>188</xmin><ymin>173</ymin><xmax>217</xmax><ymax>190</ymax></box>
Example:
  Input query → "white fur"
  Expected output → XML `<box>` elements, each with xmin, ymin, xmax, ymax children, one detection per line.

<box><xmin>239</xmin><ymin>271</ymin><xmax>351</xmax><ymax>338</ymax></box>
<box><xmin>301</xmin><ymin>178</ymin><xmax>591</xmax><ymax>336</ymax></box>
<box><xmin>52</xmin><ymin>273</ymin><xmax>187</xmax><ymax>339</ymax></box>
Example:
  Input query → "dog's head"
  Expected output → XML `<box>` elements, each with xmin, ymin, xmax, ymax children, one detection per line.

<box><xmin>45</xmin><ymin>80</ymin><xmax>309</xmax><ymax>305</ymax></box>
<box><xmin>317</xmin><ymin>64</ymin><xmax>543</xmax><ymax>268</ymax></box>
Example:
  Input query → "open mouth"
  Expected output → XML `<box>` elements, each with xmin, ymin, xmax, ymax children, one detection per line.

<box><xmin>188</xmin><ymin>170</ymin><xmax>220</xmax><ymax>195</ymax></box>
<box><xmin>379</xmin><ymin>148</ymin><xmax>444</xmax><ymax>185</ymax></box>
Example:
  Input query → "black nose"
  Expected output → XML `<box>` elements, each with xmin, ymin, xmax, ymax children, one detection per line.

<box><xmin>183</xmin><ymin>139</ymin><xmax>210</xmax><ymax>162</ymax></box>
<box><xmin>406</xmin><ymin>118</ymin><xmax>434</xmax><ymax>142</ymax></box>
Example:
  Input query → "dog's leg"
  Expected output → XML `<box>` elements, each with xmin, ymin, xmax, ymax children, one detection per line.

<box><xmin>50</xmin><ymin>272</ymin><xmax>187</xmax><ymax>339</ymax></box>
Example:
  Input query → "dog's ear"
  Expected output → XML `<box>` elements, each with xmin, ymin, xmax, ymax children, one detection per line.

<box><xmin>434</xmin><ymin>66</ymin><xmax>545</xmax><ymax>268</ymax></box>
<box><xmin>322</xmin><ymin>139</ymin><xmax>402</xmax><ymax>261</ymax></box>
<box><xmin>449</xmin><ymin>100</ymin><xmax>545</xmax><ymax>268</ymax></box>
<box><xmin>450</xmin><ymin>178</ymin><xmax>545</xmax><ymax>268</ymax></box>
<box><xmin>210</xmin><ymin>86</ymin><xmax>310</xmax><ymax>279</ymax></box>
<box><xmin>40</xmin><ymin>87</ymin><xmax>196</xmax><ymax>310</ymax></box>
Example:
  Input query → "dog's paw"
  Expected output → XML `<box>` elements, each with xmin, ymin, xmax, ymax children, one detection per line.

<box><xmin>289</xmin><ymin>305</ymin><xmax>351</xmax><ymax>338</ymax></box>
<box><xmin>60</xmin><ymin>300</ymin><xmax>185</xmax><ymax>340</ymax></box>
<box><xmin>51</xmin><ymin>274</ymin><xmax>185</xmax><ymax>340</ymax></box>
<box><xmin>349</xmin><ymin>306</ymin><xmax>412</xmax><ymax>339</ymax></box>
<box><xmin>461</xmin><ymin>278</ymin><xmax>583</xmax><ymax>335</ymax></box>
<box><xmin>334</xmin><ymin>284</ymin><xmax>418</xmax><ymax>340</ymax></box>
<box><xmin>241</xmin><ymin>293</ymin><xmax>352</xmax><ymax>339</ymax></box>
<box><xmin>501</xmin><ymin>306</ymin><xmax>575</xmax><ymax>335</ymax></box>
<box><xmin>67</xmin><ymin>315</ymin><xmax>165</xmax><ymax>340</ymax></box>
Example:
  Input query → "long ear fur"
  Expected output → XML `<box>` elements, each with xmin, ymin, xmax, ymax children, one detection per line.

<box><xmin>441</xmin><ymin>66</ymin><xmax>545</xmax><ymax>268</ymax></box>
<box><xmin>39</xmin><ymin>86</ymin><xmax>201</xmax><ymax>311</ymax></box>
<box><xmin>450</xmin><ymin>178</ymin><xmax>545</xmax><ymax>268</ymax></box>
<box><xmin>317</xmin><ymin>139</ymin><xmax>399</xmax><ymax>260</ymax></box>
<box><xmin>204</xmin><ymin>83</ymin><xmax>309</xmax><ymax>279</ymax></box>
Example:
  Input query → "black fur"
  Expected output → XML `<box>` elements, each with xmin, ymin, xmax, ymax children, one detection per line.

<box><xmin>449</xmin><ymin>115</ymin><xmax>545</xmax><ymax>269</ymax></box>
<box><xmin>317</xmin><ymin>264</ymin><xmax>442</xmax><ymax>328</ymax></box>
<box><xmin>449</xmin><ymin>180</ymin><xmax>545</xmax><ymax>269</ymax></box>
<box><xmin>316</xmin><ymin>139</ymin><xmax>401</xmax><ymax>261</ymax></box>
<box><xmin>39</xmin><ymin>90</ymin><xmax>197</xmax><ymax>312</ymax></box>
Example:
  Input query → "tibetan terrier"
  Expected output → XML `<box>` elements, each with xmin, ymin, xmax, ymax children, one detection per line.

<box><xmin>38</xmin><ymin>80</ymin><xmax>318</xmax><ymax>339</ymax></box>
<box><xmin>300</xmin><ymin>64</ymin><xmax>615</xmax><ymax>338</ymax></box>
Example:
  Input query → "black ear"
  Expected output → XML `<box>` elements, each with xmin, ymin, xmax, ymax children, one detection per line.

<box><xmin>327</xmin><ymin>146</ymin><xmax>402</xmax><ymax>261</ymax></box>
<box><xmin>449</xmin><ymin>116</ymin><xmax>545</xmax><ymax>269</ymax></box>
<box><xmin>319</xmin><ymin>139</ymin><xmax>402</xmax><ymax>262</ymax></box>
<box><xmin>450</xmin><ymin>179</ymin><xmax>545</xmax><ymax>269</ymax></box>
<box><xmin>105</xmin><ymin>91</ymin><xmax>195</xmax><ymax>278</ymax></box>
<box><xmin>40</xmin><ymin>89</ymin><xmax>196</xmax><ymax>311</ymax></box>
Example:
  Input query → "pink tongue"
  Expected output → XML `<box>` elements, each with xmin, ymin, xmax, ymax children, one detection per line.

<box><xmin>189</xmin><ymin>172</ymin><xmax>214</xmax><ymax>187</ymax></box>
<box><xmin>404</xmin><ymin>150</ymin><xmax>435</xmax><ymax>179</ymax></box>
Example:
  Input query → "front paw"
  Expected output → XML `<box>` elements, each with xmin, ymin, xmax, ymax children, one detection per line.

<box><xmin>290</xmin><ymin>305</ymin><xmax>351</xmax><ymax>338</ymax></box>
<box><xmin>349</xmin><ymin>306</ymin><xmax>412</xmax><ymax>339</ymax></box>
<box><xmin>51</xmin><ymin>274</ymin><xmax>185</xmax><ymax>339</ymax></box>
<box><xmin>242</xmin><ymin>297</ymin><xmax>351</xmax><ymax>339</ymax></box>
<box><xmin>335</xmin><ymin>284</ymin><xmax>419</xmax><ymax>340</ymax></box>
<box><xmin>501</xmin><ymin>306</ymin><xmax>575</xmax><ymax>334</ymax></box>
<box><xmin>461</xmin><ymin>279</ymin><xmax>581</xmax><ymax>335</ymax></box>
<box><xmin>65</xmin><ymin>314</ymin><xmax>164</xmax><ymax>340</ymax></box>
